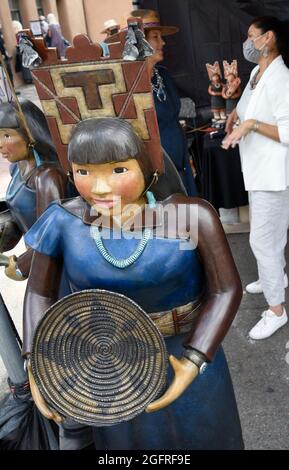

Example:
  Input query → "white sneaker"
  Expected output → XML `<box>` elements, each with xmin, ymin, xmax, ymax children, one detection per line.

<box><xmin>246</xmin><ymin>273</ymin><xmax>288</xmax><ymax>294</ymax></box>
<box><xmin>249</xmin><ymin>308</ymin><xmax>288</xmax><ymax>340</ymax></box>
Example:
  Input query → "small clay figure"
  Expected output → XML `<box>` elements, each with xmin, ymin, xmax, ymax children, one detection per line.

<box><xmin>206</xmin><ymin>61</ymin><xmax>226</xmax><ymax>124</ymax></box>
<box><xmin>222</xmin><ymin>60</ymin><xmax>242</xmax><ymax>116</ymax></box>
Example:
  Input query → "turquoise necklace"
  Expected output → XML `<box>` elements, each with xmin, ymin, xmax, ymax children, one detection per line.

<box><xmin>91</xmin><ymin>191</ymin><xmax>156</xmax><ymax>269</ymax></box>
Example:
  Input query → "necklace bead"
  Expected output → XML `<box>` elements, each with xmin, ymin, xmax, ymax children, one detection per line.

<box><xmin>91</xmin><ymin>226</ymin><xmax>152</xmax><ymax>269</ymax></box>
<box><xmin>151</xmin><ymin>68</ymin><xmax>167</xmax><ymax>102</ymax></box>
<box><xmin>90</xmin><ymin>191</ymin><xmax>156</xmax><ymax>269</ymax></box>
<box><xmin>250</xmin><ymin>69</ymin><xmax>260</xmax><ymax>90</ymax></box>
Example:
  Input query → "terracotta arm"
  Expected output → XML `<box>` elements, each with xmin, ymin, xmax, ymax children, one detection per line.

<box><xmin>222</xmin><ymin>87</ymin><xmax>228</xmax><ymax>99</ymax></box>
<box><xmin>209</xmin><ymin>85</ymin><xmax>223</xmax><ymax>97</ymax></box>
<box><xmin>35</xmin><ymin>167</ymin><xmax>67</xmax><ymax>217</ymax></box>
<box><xmin>22</xmin><ymin>251</ymin><xmax>64</xmax><ymax>423</ymax></box>
<box><xmin>4</xmin><ymin>168</ymin><xmax>67</xmax><ymax>281</ymax></box>
<box><xmin>231</xmin><ymin>87</ymin><xmax>242</xmax><ymax>99</ymax></box>
<box><xmin>208</xmin><ymin>85</ymin><xmax>217</xmax><ymax>96</ymax></box>
<box><xmin>147</xmin><ymin>197</ymin><xmax>242</xmax><ymax>412</ymax></box>
<box><xmin>22</xmin><ymin>252</ymin><xmax>63</xmax><ymax>357</ymax></box>
<box><xmin>15</xmin><ymin>248</ymin><xmax>33</xmax><ymax>277</ymax></box>
<box><xmin>183</xmin><ymin>198</ymin><xmax>242</xmax><ymax>361</ymax></box>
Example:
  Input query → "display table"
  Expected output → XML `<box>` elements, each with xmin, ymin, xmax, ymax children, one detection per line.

<box><xmin>201</xmin><ymin>134</ymin><xmax>248</xmax><ymax>211</ymax></box>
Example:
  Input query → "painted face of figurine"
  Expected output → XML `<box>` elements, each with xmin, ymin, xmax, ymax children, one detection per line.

<box><xmin>227</xmin><ymin>74</ymin><xmax>236</xmax><ymax>85</ymax></box>
<box><xmin>72</xmin><ymin>159</ymin><xmax>146</xmax><ymax>217</ymax></box>
<box><xmin>212</xmin><ymin>74</ymin><xmax>221</xmax><ymax>85</ymax></box>
<box><xmin>0</xmin><ymin>128</ymin><xmax>28</xmax><ymax>162</ymax></box>
<box><xmin>146</xmin><ymin>29</ymin><xmax>165</xmax><ymax>64</ymax></box>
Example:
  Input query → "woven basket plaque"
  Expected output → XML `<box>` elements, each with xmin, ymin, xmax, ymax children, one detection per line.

<box><xmin>31</xmin><ymin>289</ymin><xmax>167</xmax><ymax>426</ymax></box>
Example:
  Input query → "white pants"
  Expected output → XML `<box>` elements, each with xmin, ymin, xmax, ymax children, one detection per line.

<box><xmin>249</xmin><ymin>188</ymin><xmax>289</xmax><ymax>306</ymax></box>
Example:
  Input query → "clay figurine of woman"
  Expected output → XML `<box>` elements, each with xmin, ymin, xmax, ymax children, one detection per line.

<box><xmin>0</xmin><ymin>98</ymin><xmax>69</xmax><ymax>280</ymax></box>
<box><xmin>206</xmin><ymin>62</ymin><xmax>226</xmax><ymax>124</ymax></box>
<box><xmin>23</xmin><ymin>117</ymin><xmax>243</xmax><ymax>450</ymax></box>
<box><xmin>222</xmin><ymin>60</ymin><xmax>241</xmax><ymax>117</ymax></box>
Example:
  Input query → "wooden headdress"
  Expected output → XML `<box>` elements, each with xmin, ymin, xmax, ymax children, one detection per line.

<box><xmin>223</xmin><ymin>60</ymin><xmax>238</xmax><ymax>79</ymax></box>
<box><xmin>205</xmin><ymin>61</ymin><xmax>222</xmax><ymax>80</ymax></box>
<box><xmin>19</xmin><ymin>19</ymin><xmax>163</xmax><ymax>174</ymax></box>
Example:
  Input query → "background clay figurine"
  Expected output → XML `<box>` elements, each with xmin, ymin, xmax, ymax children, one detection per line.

<box><xmin>0</xmin><ymin>98</ymin><xmax>69</xmax><ymax>280</ymax></box>
<box><xmin>222</xmin><ymin>60</ymin><xmax>242</xmax><ymax>117</ymax></box>
<box><xmin>206</xmin><ymin>61</ymin><xmax>226</xmax><ymax>124</ymax></box>
<box><xmin>23</xmin><ymin>117</ymin><xmax>243</xmax><ymax>450</ymax></box>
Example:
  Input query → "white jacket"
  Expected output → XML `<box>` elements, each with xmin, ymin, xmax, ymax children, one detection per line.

<box><xmin>237</xmin><ymin>55</ymin><xmax>289</xmax><ymax>191</ymax></box>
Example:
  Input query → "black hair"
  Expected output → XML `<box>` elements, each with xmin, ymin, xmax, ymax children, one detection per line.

<box><xmin>68</xmin><ymin>118</ymin><xmax>153</xmax><ymax>186</ymax></box>
<box><xmin>250</xmin><ymin>16</ymin><xmax>289</xmax><ymax>68</ymax></box>
<box><xmin>0</xmin><ymin>98</ymin><xmax>58</xmax><ymax>163</ymax></box>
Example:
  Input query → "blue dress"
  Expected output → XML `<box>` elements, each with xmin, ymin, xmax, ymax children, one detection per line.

<box><xmin>153</xmin><ymin>66</ymin><xmax>197</xmax><ymax>197</ymax></box>
<box><xmin>25</xmin><ymin>200</ymin><xmax>243</xmax><ymax>450</ymax></box>
<box><xmin>6</xmin><ymin>165</ymin><xmax>37</xmax><ymax>234</ymax></box>
<box><xmin>5</xmin><ymin>164</ymin><xmax>76</xmax><ymax>235</ymax></box>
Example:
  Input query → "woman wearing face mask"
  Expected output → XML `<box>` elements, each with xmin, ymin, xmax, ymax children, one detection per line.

<box><xmin>128</xmin><ymin>10</ymin><xmax>197</xmax><ymax>197</ymax></box>
<box><xmin>223</xmin><ymin>17</ymin><xmax>289</xmax><ymax>340</ymax></box>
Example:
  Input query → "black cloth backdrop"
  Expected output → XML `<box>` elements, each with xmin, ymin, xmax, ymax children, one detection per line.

<box><xmin>140</xmin><ymin>0</ymin><xmax>289</xmax><ymax>107</ymax></box>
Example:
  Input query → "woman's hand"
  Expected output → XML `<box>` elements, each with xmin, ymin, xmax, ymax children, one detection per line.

<box><xmin>222</xmin><ymin>119</ymin><xmax>254</xmax><ymax>150</ymax></box>
<box><xmin>225</xmin><ymin>108</ymin><xmax>238</xmax><ymax>135</ymax></box>
<box><xmin>27</xmin><ymin>360</ymin><xmax>63</xmax><ymax>424</ymax></box>
<box><xmin>146</xmin><ymin>356</ymin><xmax>199</xmax><ymax>412</ymax></box>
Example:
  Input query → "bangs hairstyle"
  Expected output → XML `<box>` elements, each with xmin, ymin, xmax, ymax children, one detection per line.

<box><xmin>68</xmin><ymin>118</ymin><xmax>154</xmax><ymax>185</ymax></box>
<box><xmin>0</xmin><ymin>99</ymin><xmax>58</xmax><ymax>163</ymax></box>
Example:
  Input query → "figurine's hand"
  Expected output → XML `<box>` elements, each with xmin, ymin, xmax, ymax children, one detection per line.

<box><xmin>27</xmin><ymin>360</ymin><xmax>63</xmax><ymax>424</ymax></box>
<box><xmin>146</xmin><ymin>356</ymin><xmax>199</xmax><ymax>413</ymax></box>
<box><xmin>4</xmin><ymin>255</ymin><xmax>26</xmax><ymax>281</ymax></box>
<box><xmin>222</xmin><ymin>119</ymin><xmax>254</xmax><ymax>149</ymax></box>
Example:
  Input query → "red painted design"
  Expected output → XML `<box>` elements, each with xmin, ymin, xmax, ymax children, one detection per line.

<box><xmin>56</xmin><ymin>97</ymin><xmax>80</xmax><ymax>125</ymax></box>
<box><xmin>31</xmin><ymin>70</ymin><xmax>56</xmax><ymax>100</ymax></box>
<box><xmin>112</xmin><ymin>94</ymin><xmax>137</xmax><ymax>119</ymax></box>
<box><xmin>46</xmin><ymin>117</ymin><xmax>70</xmax><ymax>172</ymax></box>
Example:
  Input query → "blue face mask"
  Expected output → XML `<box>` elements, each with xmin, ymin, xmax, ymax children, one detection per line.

<box><xmin>243</xmin><ymin>33</ymin><xmax>266</xmax><ymax>64</ymax></box>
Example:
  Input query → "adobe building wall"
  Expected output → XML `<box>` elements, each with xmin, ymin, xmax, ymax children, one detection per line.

<box><xmin>0</xmin><ymin>0</ymin><xmax>134</xmax><ymax>88</ymax></box>
<box><xmin>83</xmin><ymin>0</ymin><xmax>132</xmax><ymax>43</ymax></box>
